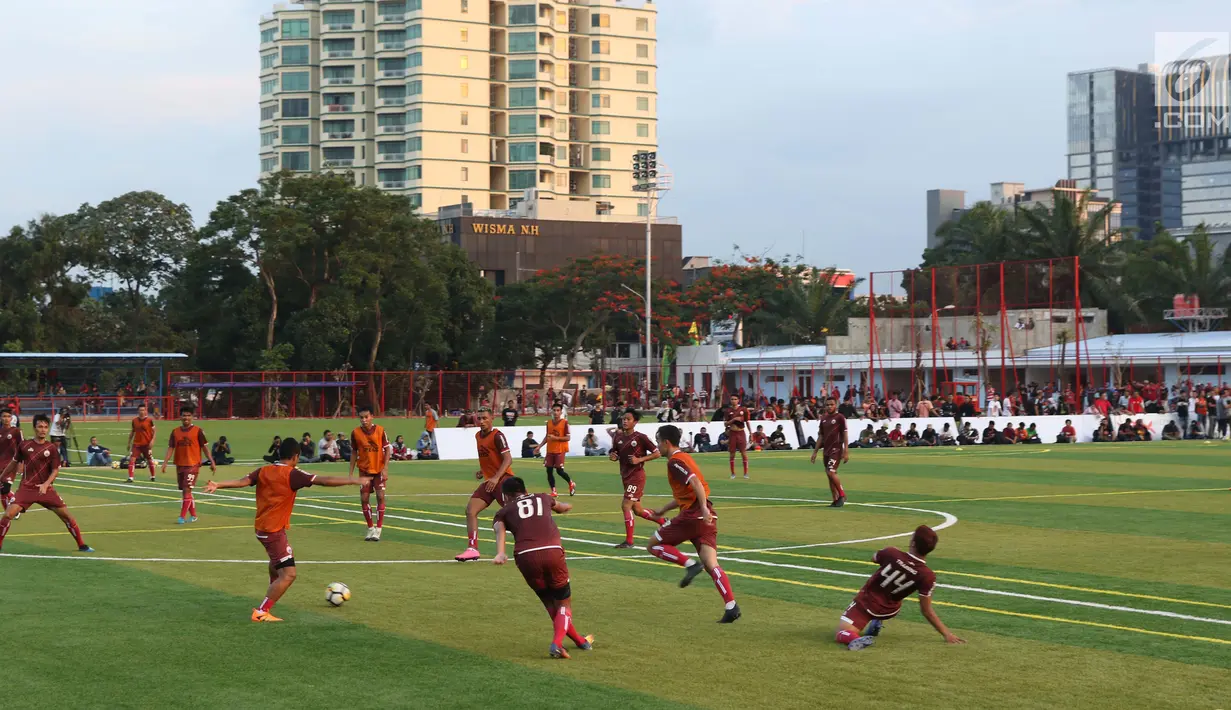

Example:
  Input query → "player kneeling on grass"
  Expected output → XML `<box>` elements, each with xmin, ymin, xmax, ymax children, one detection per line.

<box><xmin>835</xmin><ymin>525</ymin><xmax>965</xmax><ymax>651</ymax></box>
<box><xmin>492</xmin><ymin>476</ymin><xmax>593</xmax><ymax>659</ymax></box>
<box><xmin>646</xmin><ymin>425</ymin><xmax>741</xmax><ymax>624</ymax></box>
<box><xmin>205</xmin><ymin>438</ymin><xmax>361</xmax><ymax>623</ymax></box>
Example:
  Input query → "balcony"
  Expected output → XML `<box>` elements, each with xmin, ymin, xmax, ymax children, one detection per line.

<box><xmin>379</xmin><ymin>153</ymin><xmax>407</xmax><ymax>162</ymax></box>
<box><xmin>379</xmin><ymin>97</ymin><xmax>406</xmax><ymax>106</ymax></box>
<box><xmin>323</xmin><ymin>159</ymin><xmax>355</xmax><ymax>168</ymax></box>
<box><xmin>324</xmin><ymin>132</ymin><xmax>355</xmax><ymax>140</ymax></box>
<box><xmin>380</xmin><ymin>125</ymin><xmax>407</xmax><ymax>133</ymax></box>
<box><xmin>378</xmin><ymin>14</ymin><xmax>405</xmax><ymax>24</ymax></box>
<box><xmin>326</xmin><ymin>104</ymin><xmax>356</xmax><ymax>113</ymax></box>
<box><xmin>380</xmin><ymin>69</ymin><xmax>407</xmax><ymax>78</ymax></box>
<box><xmin>326</xmin><ymin>50</ymin><xmax>355</xmax><ymax>58</ymax></box>
<box><xmin>322</xmin><ymin>77</ymin><xmax>355</xmax><ymax>86</ymax></box>
<box><xmin>381</xmin><ymin>181</ymin><xmax>406</xmax><ymax>189</ymax></box>
<box><xmin>323</xmin><ymin>24</ymin><xmax>354</xmax><ymax>32</ymax></box>
<box><xmin>380</xmin><ymin>41</ymin><xmax>405</xmax><ymax>50</ymax></box>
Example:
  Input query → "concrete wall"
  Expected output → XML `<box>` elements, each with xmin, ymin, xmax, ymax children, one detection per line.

<box><xmin>826</xmin><ymin>309</ymin><xmax>1108</xmax><ymax>355</ymax></box>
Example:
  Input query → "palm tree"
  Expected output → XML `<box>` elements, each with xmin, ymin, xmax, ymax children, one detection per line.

<box><xmin>771</xmin><ymin>268</ymin><xmax>863</xmax><ymax>345</ymax></box>
<box><xmin>1156</xmin><ymin>226</ymin><xmax>1231</xmax><ymax>309</ymax></box>
<box><xmin>928</xmin><ymin>202</ymin><xmax>1021</xmax><ymax>265</ymax></box>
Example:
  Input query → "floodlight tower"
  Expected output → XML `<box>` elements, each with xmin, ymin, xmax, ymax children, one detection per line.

<box><xmin>632</xmin><ymin>150</ymin><xmax>671</xmax><ymax>402</ymax></box>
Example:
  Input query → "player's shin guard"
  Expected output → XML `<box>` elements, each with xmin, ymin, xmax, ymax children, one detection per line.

<box><xmin>376</xmin><ymin>503</ymin><xmax>385</xmax><ymax>528</ymax></box>
<box><xmin>623</xmin><ymin>511</ymin><xmax>635</xmax><ymax>544</ymax></box>
<box><xmin>467</xmin><ymin>528</ymin><xmax>478</xmax><ymax>549</ymax></box>
<box><xmin>128</xmin><ymin>454</ymin><xmax>136</xmax><ymax>478</ymax></box>
<box><xmin>650</xmin><ymin>543</ymin><xmax>690</xmax><ymax>567</ymax></box>
<box><xmin>552</xmin><ymin>607</ymin><xmax>571</xmax><ymax>646</ymax></box>
<box><xmin>63</xmin><ymin>517</ymin><xmax>86</xmax><ymax>548</ymax></box>
<box><xmin>362</xmin><ymin>503</ymin><xmax>373</xmax><ymax>527</ymax></box>
<box><xmin>835</xmin><ymin>629</ymin><xmax>859</xmax><ymax>645</ymax></box>
<box><xmin>0</xmin><ymin>515</ymin><xmax>11</xmax><ymax>548</ymax></box>
<box><xmin>709</xmin><ymin>566</ymin><xmax>736</xmax><ymax>605</ymax></box>
<box><xmin>180</xmin><ymin>493</ymin><xmax>192</xmax><ymax>519</ymax></box>
<box><xmin>188</xmin><ymin>492</ymin><xmax>196</xmax><ymax>517</ymax></box>
<box><xmin>729</xmin><ymin>458</ymin><xmax>735</xmax><ymax>475</ymax></box>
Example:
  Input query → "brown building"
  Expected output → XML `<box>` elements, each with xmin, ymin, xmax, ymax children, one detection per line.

<box><xmin>438</xmin><ymin>215</ymin><xmax>683</xmax><ymax>286</ymax></box>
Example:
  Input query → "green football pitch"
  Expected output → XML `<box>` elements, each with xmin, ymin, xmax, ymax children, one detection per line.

<box><xmin>4</xmin><ymin>418</ymin><xmax>1230</xmax><ymax>709</ymax></box>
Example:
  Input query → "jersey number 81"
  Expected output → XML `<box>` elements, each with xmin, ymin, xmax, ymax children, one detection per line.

<box><xmin>517</xmin><ymin>497</ymin><xmax>544</xmax><ymax>519</ymax></box>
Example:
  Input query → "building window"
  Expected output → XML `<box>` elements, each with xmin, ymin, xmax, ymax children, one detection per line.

<box><xmin>378</xmin><ymin>29</ymin><xmax>406</xmax><ymax>44</ymax></box>
<box><xmin>261</xmin><ymin>53</ymin><xmax>277</xmax><ymax>69</ymax></box>
<box><xmin>638</xmin><ymin>203</ymin><xmax>649</xmax><ymax>217</ymax></box>
<box><xmin>378</xmin><ymin>140</ymin><xmax>404</xmax><ymax>155</ymax></box>
<box><xmin>508</xmin><ymin>32</ymin><xmax>536</xmax><ymax>53</ymax></box>
<box><xmin>637</xmin><ymin>123</ymin><xmax>650</xmax><ymax>138</ymax></box>
<box><xmin>556</xmin><ymin>118</ymin><xmax>567</xmax><ymax>133</ymax></box>
<box><xmin>281</xmin><ymin>45</ymin><xmax>309</xmax><ymax>65</ymax></box>
<box><xmin>591</xmin><ymin>121</ymin><xmax>610</xmax><ymax>135</ymax></box>
<box><xmin>378</xmin><ymin>85</ymin><xmax>406</xmax><ymax>101</ymax></box>
<box><xmin>510</xmin><ymin>170</ymin><xmax>536</xmax><ymax>190</ymax></box>
<box><xmin>407</xmin><ymin>24</ymin><xmax>422</xmax><ymax>40</ymax></box>
<box><xmin>261</xmin><ymin>131</ymin><xmax>277</xmax><ymax>147</ymax></box>
<box><xmin>509</xmin><ymin>142</ymin><xmax>536</xmax><ymax>162</ymax></box>
<box><xmin>261</xmin><ymin>78</ymin><xmax>278</xmax><ymax>95</ymax></box>
<box><xmin>460</xmin><ymin>55</ymin><xmax>469</xmax><ymax>70</ymax></box>
<box><xmin>323</xmin><ymin>9</ymin><xmax>355</xmax><ymax>26</ymax></box>
<box><xmin>637</xmin><ymin>44</ymin><xmax>650</xmax><ymax>59</ymax></box>
<box><xmin>591</xmin><ymin>147</ymin><xmax>610</xmax><ymax>162</ymax></box>
<box><xmin>282</xmin><ymin>151</ymin><xmax>311</xmax><ymax>171</ymax></box>
<box><xmin>591</xmin><ymin>40</ymin><xmax>609</xmax><ymax>55</ymax></box>
<box><xmin>460</xmin><ymin>111</ymin><xmax>469</xmax><ymax>126</ymax></box>
<box><xmin>409</xmin><ymin>165</ymin><xmax>423</xmax><ymax>180</ymax></box>
<box><xmin>323</xmin><ymin>146</ymin><xmax>355</xmax><ymax>161</ymax></box>
<box><xmin>409</xmin><ymin>194</ymin><xmax>422</xmax><ymax>208</ymax></box>
<box><xmin>379</xmin><ymin>113</ymin><xmax>407</xmax><ymax>128</ymax></box>
<box><xmin>282</xmin><ymin>71</ymin><xmax>310</xmax><ymax>91</ymax></box>
<box><xmin>261</xmin><ymin>104</ymin><xmax>277</xmax><ymax>121</ymax></box>
<box><xmin>461</xmin><ymin>167</ymin><xmax>469</xmax><ymax>182</ymax></box>
<box><xmin>637</xmin><ymin>17</ymin><xmax>649</xmax><ymax>32</ymax></box>
<box><xmin>379</xmin><ymin>168</ymin><xmax>407</xmax><ymax>183</ymax></box>
<box><xmin>509</xmin><ymin>59</ymin><xmax>536</xmax><ymax>80</ymax></box>
<box><xmin>281</xmin><ymin>98</ymin><xmax>310</xmax><ymax>118</ymax></box>
<box><xmin>592</xmin><ymin>67</ymin><xmax>610</xmax><ymax>82</ymax></box>
<box><xmin>509</xmin><ymin>114</ymin><xmax>536</xmax><ymax>134</ymax></box>
<box><xmin>509</xmin><ymin>87</ymin><xmax>535</xmax><ymax>107</ymax></box>
<box><xmin>636</xmin><ymin>96</ymin><xmax>650</xmax><ymax>112</ymax></box>
<box><xmin>408</xmin><ymin>52</ymin><xmax>423</xmax><ymax>67</ymax></box>
<box><xmin>408</xmin><ymin>108</ymin><xmax>423</xmax><ymax>123</ymax></box>
<box><xmin>281</xmin><ymin>19</ymin><xmax>309</xmax><ymax>39</ymax></box>
<box><xmin>461</xmin><ymin>28</ymin><xmax>469</xmax><ymax>42</ymax></box>
<box><xmin>408</xmin><ymin>80</ymin><xmax>423</xmax><ymax>95</ymax></box>
<box><xmin>261</xmin><ymin>27</ymin><xmax>277</xmax><ymax>43</ymax></box>
<box><xmin>636</xmin><ymin>70</ymin><xmax>649</xmax><ymax>85</ymax></box>
<box><xmin>461</xmin><ymin>138</ymin><xmax>469</xmax><ymax>153</ymax></box>
<box><xmin>407</xmin><ymin>136</ymin><xmax>423</xmax><ymax>152</ymax></box>
<box><xmin>261</xmin><ymin>156</ymin><xmax>278</xmax><ymax>172</ymax></box>
<box><xmin>591</xmin><ymin>13</ymin><xmax>610</xmax><ymax>28</ymax></box>
<box><xmin>460</xmin><ymin>82</ymin><xmax>469</xmax><ymax>97</ymax></box>
<box><xmin>592</xmin><ymin>175</ymin><xmax>611</xmax><ymax>189</ymax></box>
<box><xmin>281</xmin><ymin>125</ymin><xmax>310</xmax><ymax>144</ymax></box>
<box><xmin>324</xmin><ymin>65</ymin><xmax>355</xmax><ymax>81</ymax></box>
<box><xmin>323</xmin><ymin>119</ymin><xmax>355</xmax><ymax>134</ymax></box>
<box><xmin>461</xmin><ymin>0</ymin><xmax>468</xmax><ymax>12</ymax></box>
<box><xmin>509</xmin><ymin>5</ymin><xmax>536</xmax><ymax>25</ymax></box>
<box><xmin>592</xmin><ymin>94</ymin><xmax>610</xmax><ymax>108</ymax></box>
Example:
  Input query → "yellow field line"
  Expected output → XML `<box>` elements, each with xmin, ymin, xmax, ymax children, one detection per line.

<box><xmin>8</xmin><ymin>521</ymin><xmax>350</xmax><ymax>539</ymax></box>
<box><xmin>875</xmin><ymin>487</ymin><xmax>1228</xmax><ymax>505</ymax></box>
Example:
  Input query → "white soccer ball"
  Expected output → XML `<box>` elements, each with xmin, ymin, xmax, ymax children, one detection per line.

<box><xmin>326</xmin><ymin>582</ymin><xmax>351</xmax><ymax>607</ymax></box>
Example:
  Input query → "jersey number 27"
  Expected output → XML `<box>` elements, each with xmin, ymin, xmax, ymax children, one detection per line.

<box><xmin>517</xmin><ymin>497</ymin><xmax>544</xmax><ymax>519</ymax></box>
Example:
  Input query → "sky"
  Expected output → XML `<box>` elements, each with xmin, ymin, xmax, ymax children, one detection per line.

<box><xmin>2</xmin><ymin>0</ymin><xmax>1230</xmax><ymax>280</ymax></box>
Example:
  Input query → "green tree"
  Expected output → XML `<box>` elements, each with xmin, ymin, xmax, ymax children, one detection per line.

<box><xmin>0</xmin><ymin>216</ymin><xmax>90</xmax><ymax>351</ymax></box>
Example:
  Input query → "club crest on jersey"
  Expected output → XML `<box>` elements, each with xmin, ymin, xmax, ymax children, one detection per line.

<box><xmin>43</xmin><ymin>450</ymin><xmax>51</xmax><ymax>457</ymax></box>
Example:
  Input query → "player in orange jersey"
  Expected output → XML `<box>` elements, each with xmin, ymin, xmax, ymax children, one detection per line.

<box><xmin>349</xmin><ymin>405</ymin><xmax>392</xmax><ymax>542</ymax></box>
<box><xmin>455</xmin><ymin>409</ymin><xmax>513</xmax><ymax>562</ymax></box>
<box><xmin>646</xmin><ymin>424</ymin><xmax>741</xmax><ymax>623</ymax></box>
<box><xmin>126</xmin><ymin>402</ymin><xmax>156</xmax><ymax>483</ymax></box>
<box><xmin>535</xmin><ymin>402</ymin><xmax>575</xmax><ymax>497</ymax></box>
<box><xmin>160</xmin><ymin>406</ymin><xmax>216</xmax><ymax>525</ymax></box>
<box><xmin>206</xmin><ymin>438</ymin><xmax>360</xmax><ymax>622</ymax></box>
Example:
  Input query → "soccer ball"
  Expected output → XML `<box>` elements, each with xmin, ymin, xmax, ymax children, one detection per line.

<box><xmin>325</xmin><ymin>582</ymin><xmax>351</xmax><ymax>607</ymax></box>
<box><xmin>111</xmin><ymin>461</ymin><xmax>121</xmax><ymax>469</ymax></box>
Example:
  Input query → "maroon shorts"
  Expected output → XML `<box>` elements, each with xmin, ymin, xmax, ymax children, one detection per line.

<box><xmin>653</xmin><ymin>514</ymin><xmax>718</xmax><ymax>551</ymax></box>
<box><xmin>515</xmin><ymin>546</ymin><xmax>570</xmax><ymax>592</ymax></box>
<box><xmin>132</xmin><ymin>444</ymin><xmax>152</xmax><ymax>458</ymax></box>
<box><xmin>621</xmin><ymin>470</ymin><xmax>647</xmax><ymax>501</ymax></box>
<box><xmin>841</xmin><ymin>594</ymin><xmax>899</xmax><ymax>632</ymax></box>
<box><xmin>256</xmin><ymin>529</ymin><xmax>294</xmax><ymax>566</ymax></box>
<box><xmin>360</xmin><ymin>473</ymin><xmax>386</xmax><ymax>492</ymax></box>
<box><xmin>14</xmin><ymin>485</ymin><xmax>66</xmax><ymax>511</ymax></box>
<box><xmin>822</xmin><ymin>451</ymin><xmax>842</xmax><ymax>475</ymax></box>
<box><xmin>471</xmin><ymin>474</ymin><xmax>511</xmax><ymax>508</ymax></box>
<box><xmin>176</xmin><ymin>465</ymin><xmax>201</xmax><ymax>491</ymax></box>
<box><xmin>543</xmin><ymin>453</ymin><xmax>566</xmax><ymax>468</ymax></box>
<box><xmin>728</xmin><ymin>431</ymin><xmax>747</xmax><ymax>453</ymax></box>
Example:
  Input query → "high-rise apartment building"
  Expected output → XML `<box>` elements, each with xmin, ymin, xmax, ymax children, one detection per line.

<box><xmin>259</xmin><ymin>0</ymin><xmax>659</xmax><ymax>217</ymax></box>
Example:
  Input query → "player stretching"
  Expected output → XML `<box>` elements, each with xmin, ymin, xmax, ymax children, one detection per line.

<box><xmin>724</xmin><ymin>395</ymin><xmax>751</xmax><ymax>480</ymax></box>
<box><xmin>0</xmin><ymin>409</ymin><xmax>22</xmax><ymax>510</ymax></box>
<box><xmin>0</xmin><ymin>414</ymin><xmax>93</xmax><ymax>553</ymax></box>
<box><xmin>455</xmin><ymin>409</ymin><xmax>513</xmax><ymax>562</ymax></box>
<box><xmin>126</xmin><ymin>402</ymin><xmax>156</xmax><ymax>483</ymax></box>
<box><xmin>161</xmin><ymin>406</ymin><xmax>216</xmax><ymax>525</ymax></box>
<box><xmin>536</xmin><ymin>403</ymin><xmax>575</xmax><ymax>497</ymax></box>
<box><xmin>349</xmin><ymin>405</ymin><xmax>392</xmax><ymax>542</ymax></box>
<box><xmin>836</xmin><ymin>525</ymin><xmax>965</xmax><ymax>650</ymax></box>
<box><xmin>608</xmin><ymin>409</ymin><xmax>664</xmax><ymax>549</ymax></box>
<box><xmin>646</xmin><ymin>425</ymin><xmax>740</xmax><ymax>623</ymax></box>
<box><xmin>810</xmin><ymin>397</ymin><xmax>849</xmax><ymax>507</ymax></box>
<box><xmin>493</xmin><ymin>476</ymin><xmax>594</xmax><ymax>658</ymax></box>
<box><xmin>206</xmin><ymin>438</ymin><xmax>360</xmax><ymax>622</ymax></box>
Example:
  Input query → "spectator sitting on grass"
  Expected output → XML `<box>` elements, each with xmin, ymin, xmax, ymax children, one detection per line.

<box><xmin>1187</xmin><ymin>419</ymin><xmax>1206</xmax><ymax>440</ymax></box>
<box><xmin>1024</xmin><ymin>423</ymin><xmax>1042</xmax><ymax>444</ymax></box>
<box><xmin>211</xmin><ymin>436</ymin><xmax>235</xmax><ymax>465</ymax></box>
<box><xmin>716</xmin><ymin>431</ymin><xmax>730</xmax><ymax>450</ymax></box>
<box><xmin>521</xmin><ymin>431</ymin><xmax>541</xmax><ymax>458</ymax></box>
<box><xmin>86</xmin><ymin>437</ymin><xmax>112</xmax><ymax>467</ymax></box>
<box><xmin>1115</xmin><ymin>420</ymin><xmax>1136</xmax><ymax>442</ymax></box>
<box><xmin>416</xmin><ymin>431</ymin><xmax>437</xmax><ymax>460</ymax></box>
<box><xmin>317</xmin><ymin>431</ymin><xmax>340</xmax><ymax>462</ymax></box>
<box><xmin>1000</xmin><ymin>423</ymin><xmax>1018</xmax><ymax>445</ymax></box>
<box><xmin>1134</xmin><ymin>419</ymin><xmax>1153</xmax><ymax>442</ymax></box>
<box><xmin>1162</xmin><ymin>420</ymin><xmax>1181</xmax><ymax>441</ymax></box>
<box><xmin>938</xmin><ymin>423</ymin><xmax>955</xmax><ymax>446</ymax></box>
<box><xmin>767</xmin><ymin>425</ymin><xmax>791</xmax><ymax>450</ymax></box>
<box><xmin>693</xmin><ymin>427</ymin><xmax>713</xmax><ymax>453</ymax></box>
<box><xmin>1092</xmin><ymin>418</ymin><xmax>1113</xmax><ymax>442</ymax></box>
<box><xmin>1015</xmin><ymin>422</ymin><xmax>1029</xmax><ymax>443</ymax></box>
<box><xmin>920</xmin><ymin>424</ymin><xmax>937</xmax><ymax>447</ymax></box>
<box><xmin>297</xmin><ymin>432</ymin><xmax>319</xmax><ymax>463</ymax></box>
<box><xmin>583</xmin><ymin>428</ymin><xmax>607</xmax><ymax>456</ymax></box>
<box><xmin>874</xmin><ymin>424</ymin><xmax>890</xmax><ymax>448</ymax></box>
<box><xmin>391</xmin><ymin>434</ymin><xmax>413</xmax><ymax>461</ymax></box>
<box><xmin>982</xmin><ymin>421</ymin><xmax>998</xmax><ymax>445</ymax></box>
<box><xmin>751</xmin><ymin>425</ymin><xmax>769</xmax><ymax>450</ymax></box>
<box><xmin>263</xmin><ymin>436</ymin><xmax>283</xmax><ymax>463</ymax></box>
<box><xmin>957</xmin><ymin>422</ymin><xmax>977</xmax><ymax>445</ymax></box>
<box><xmin>905</xmin><ymin>422</ymin><xmax>921</xmax><ymax>446</ymax></box>
<box><xmin>337</xmin><ymin>436</ymin><xmax>352</xmax><ymax>462</ymax></box>
<box><xmin>889</xmin><ymin>423</ymin><xmax>906</xmax><ymax>447</ymax></box>
<box><xmin>1056</xmin><ymin>419</ymin><xmax>1077</xmax><ymax>444</ymax></box>
<box><xmin>852</xmin><ymin>424</ymin><xmax>874</xmax><ymax>449</ymax></box>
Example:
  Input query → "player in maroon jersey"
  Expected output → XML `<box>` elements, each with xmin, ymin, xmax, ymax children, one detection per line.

<box><xmin>835</xmin><ymin>525</ymin><xmax>964</xmax><ymax>650</ymax></box>
<box><xmin>0</xmin><ymin>409</ymin><xmax>22</xmax><ymax>510</ymax></box>
<box><xmin>492</xmin><ymin>476</ymin><xmax>594</xmax><ymax>659</ymax></box>
<box><xmin>724</xmin><ymin>394</ymin><xmax>751</xmax><ymax>479</ymax></box>
<box><xmin>607</xmin><ymin>409</ymin><xmax>665</xmax><ymax>549</ymax></box>
<box><xmin>809</xmin><ymin>397</ymin><xmax>849</xmax><ymax>507</ymax></box>
<box><xmin>0</xmin><ymin>414</ymin><xmax>93</xmax><ymax>553</ymax></box>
